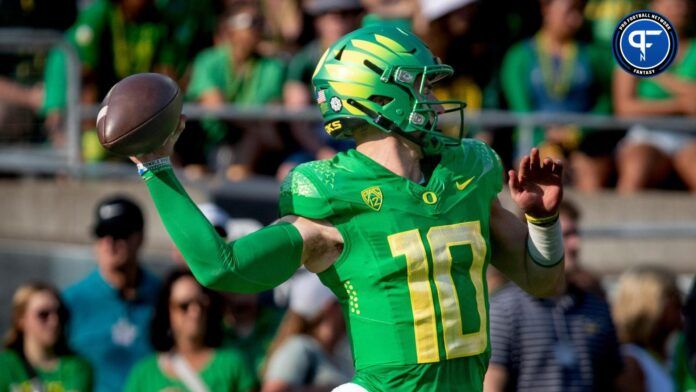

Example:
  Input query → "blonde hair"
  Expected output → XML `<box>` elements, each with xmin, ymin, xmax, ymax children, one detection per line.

<box><xmin>612</xmin><ymin>266</ymin><xmax>680</xmax><ymax>347</ymax></box>
<box><xmin>3</xmin><ymin>282</ymin><xmax>69</xmax><ymax>354</ymax></box>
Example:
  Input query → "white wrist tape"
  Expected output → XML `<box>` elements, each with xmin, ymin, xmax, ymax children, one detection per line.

<box><xmin>527</xmin><ymin>218</ymin><xmax>564</xmax><ymax>267</ymax></box>
<box><xmin>137</xmin><ymin>157</ymin><xmax>171</xmax><ymax>176</ymax></box>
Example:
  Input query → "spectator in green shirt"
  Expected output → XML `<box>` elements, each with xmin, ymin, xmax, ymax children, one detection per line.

<box><xmin>0</xmin><ymin>0</ymin><xmax>77</xmax><ymax>145</ymax></box>
<box><xmin>187</xmin><ymin>2</ymin><xmax>286</xmax><ymax>181</ymax></box>
<box><xmin>500</xmin><ymin>0</ymin><xmax>617</xmax><ymax>192</ymax></box>
<box><xmin>0</xmin><ymin>282</ymin><xmax>92</xmax><ymax>392</ymax></box>
<box><xmin>613</xmin><ymin>0</ymin><xmax>696</xmax><ymax>193</ymax></box>
<box><xmin>156</xmin><ymin>0</ymin><xmax>217</xmax><ymax>82</ymax></box>
<box><xmin>43</xmin><ymin>0</ymin><xmax>174</xmax><ymax>159</ymax></box>
<box><xmin>125</xmin><ymin>269</ymin><xmax>256</xmax><ymax>392</ymax></box>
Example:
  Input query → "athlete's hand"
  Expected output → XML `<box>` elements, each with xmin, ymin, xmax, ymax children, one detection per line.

<box><xmin>508</xmin><ymin>148</ymin><xmax>563</xmax><ymax>219</ymax></box>
<box><xmin>129</xmin><ymin>115</ymin><xmax>186</xmax><ymax>165</ymax></box>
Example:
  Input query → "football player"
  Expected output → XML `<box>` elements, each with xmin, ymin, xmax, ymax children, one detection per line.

<box><xmin>131</xmin><ymin>25</ymin><xmax>565</xmax><ymax>391</ymax></box>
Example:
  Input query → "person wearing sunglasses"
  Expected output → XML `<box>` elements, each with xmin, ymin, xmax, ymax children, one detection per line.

<box><xmin>0</xmin><ymin>282</ymin><xmax>92</xmax><ymax>391</ymax></box>
<box><xmin>125</xmin><ymin>269</ymin><xmax>256</xmax><ymax>392</ymax></box>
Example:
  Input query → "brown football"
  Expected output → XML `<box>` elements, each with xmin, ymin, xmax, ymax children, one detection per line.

<box><xmin>97</xmin><ymin>73</ymin><xmax>182</xmax><ymax>156</ymax></box>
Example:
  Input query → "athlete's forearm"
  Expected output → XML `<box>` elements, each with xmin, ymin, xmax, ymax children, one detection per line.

<box><xmin>139</xmin><ymin>161</ymin><xmax>302</xmax><ymax>292</ymax></box>
<box><xmin>489</xmin><ymin>200</ymin><xmax>564</xmax><ymax>297</ymax></box>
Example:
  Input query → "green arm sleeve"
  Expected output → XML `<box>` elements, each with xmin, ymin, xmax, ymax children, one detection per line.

<box><xmin>142</xmin><ymin>166</ymin><xmax>303</xmax><ymax>293</ymax></box>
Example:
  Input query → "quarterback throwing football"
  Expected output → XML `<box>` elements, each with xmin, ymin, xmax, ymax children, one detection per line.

<box><xmin>132</xmin><ymin>26</ymin><xmax>565</xmax><ymax>391</ymax></box>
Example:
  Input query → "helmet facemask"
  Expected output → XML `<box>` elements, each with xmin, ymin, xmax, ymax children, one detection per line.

<box><xmin>391</xmin><ymin>65</ymin><xmax>467</xmax><ymax>155</ymax></box>
<box><xmin>350</xmin><ymin>63</ymin><xmax>467</xmax><ymax>156</ymax></box>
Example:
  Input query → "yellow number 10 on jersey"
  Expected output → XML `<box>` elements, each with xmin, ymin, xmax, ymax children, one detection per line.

<box><xmin>388</xmin><ymin>221</ymin><xmax>487</xmax><ymax>363</ymax></box>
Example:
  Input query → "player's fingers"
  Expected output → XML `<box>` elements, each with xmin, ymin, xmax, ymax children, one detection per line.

<box><xmin>552</xmin><ymin>159</ymin><xmax>564</xmax><ymax>176</ymax></box>
<box><xmin>518</xmin><ymin>155</ymin><xmax>531</xmax><ymax>181</ymax></box>
<box><xmin>530</xmin><ymin>148</ymin><xmax>541</xmax><ymax>171</ymax></box>
<box><xmin>542</xmin><ymin>157</ymin><xmax>552</xmax><ymax>170</ymax></box>
<box><xmin>508</xmin><ymin>169</ymin><xmax>519</xmax><ymax>191</ymax></box>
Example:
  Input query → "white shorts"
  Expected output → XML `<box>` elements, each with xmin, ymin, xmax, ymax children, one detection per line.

<box><xmin>621</xmin><ymin>125</ymin><xmax>695</xmax><ymax>156</ymax></box>
<box><xmin>332</xmin><ymin>382</ymin><xmax>370</xmax><ymax>392</ymax></box>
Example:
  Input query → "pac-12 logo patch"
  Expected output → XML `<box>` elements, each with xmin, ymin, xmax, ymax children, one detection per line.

<box><xmin>612</xmin><ymin>11</ymin><xmax>678</xmax><ymax>77</ymax></box>
<box><xmin>361</xmin><ymin>186</ymin><xmax>383</xmax><ymax>211</ymax></box>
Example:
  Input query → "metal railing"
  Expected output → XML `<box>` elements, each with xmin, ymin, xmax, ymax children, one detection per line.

<box><xmin>80</xmin><ymin>103</ymin><xmax>696</xmax><ymax>168</ymax></box>
<box><xmin>0</xmin><ymin>28</ymin><xmax>81</xmax><ymax>173</ymax></box>
<box><xmin>0</xmin><ymin>27</ymin><xmax>692</xmax><ymax>176</ymax></box>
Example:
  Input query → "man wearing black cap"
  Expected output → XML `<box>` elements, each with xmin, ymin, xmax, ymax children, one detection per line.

<box><xmin>62</xmin><ymin>196</ymin><xmax>160</xmax><ymax>392</ymax></box>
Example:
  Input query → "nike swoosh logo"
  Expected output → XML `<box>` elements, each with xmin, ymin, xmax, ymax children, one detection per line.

<box><xmin>456</xmin><ymin>176</ymin><xmax>475</xmax><ymax>191</ymax></box>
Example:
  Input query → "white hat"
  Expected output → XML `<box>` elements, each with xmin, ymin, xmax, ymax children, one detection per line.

<box><xmin>420</xmin><ymin>0</ymin><xmax>477</xmax><ymax>22</ymax></box>
<box><xmin>225</xmin><ymin>218</ymin><xmax>263</xmax><ymax>241</ymax></box>
<box><xmin>197</xmin><ymin>203</ymin><xmax>230</xmax><ymax>229</ymax></box>
<box><xmin>289</xmin><ymin>272</ymin><xmax>336</xmax><ymax>321</ymax></box>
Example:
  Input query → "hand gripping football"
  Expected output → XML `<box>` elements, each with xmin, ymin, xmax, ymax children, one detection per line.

<box><xmin>97</xmin><ymin>73</ymin><xmax>183</xmax><ymax>156</ymax></box>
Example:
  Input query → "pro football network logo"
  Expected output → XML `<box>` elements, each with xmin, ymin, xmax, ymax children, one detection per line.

<box><xmin>612</xmin><ymin>11</ymin><xmax>678</xmax><ymax>77</ymax></box>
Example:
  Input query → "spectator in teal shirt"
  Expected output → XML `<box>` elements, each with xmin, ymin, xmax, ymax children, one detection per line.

<box><xmin>62</xmin><ymin>196</ymin><xmax>160</xmax><ymax>392</ymax></box>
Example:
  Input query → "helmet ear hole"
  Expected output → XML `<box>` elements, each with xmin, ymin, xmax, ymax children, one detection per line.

<box><xmin>334</xmin><ymin>46</ymin><xmax>345</xmax><ymax>60</ymax></box>
<box><xmin>368</xmin><ymin>95</ymin><xmax>393</xmax><ymax>106</ymax></box>
<box><xmin>363</xmin><ymin>60</ymin><xmax>384</xmax><ymax>75</ymax></box>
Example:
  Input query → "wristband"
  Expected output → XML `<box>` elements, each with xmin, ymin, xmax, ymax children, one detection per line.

<box><xmin>525</xmin><ymin>211</ymin><xmax>559</xmax><ymax>226</ymax></box>
<box><xmin>137</xmin><ymin>157</ymin><xmax>171</xmax><ymax>177</ymax></box>
<box><xmin>527</xmin><ymin>218</ymin><xmax>564</xmax><ymax>267</ymax></box>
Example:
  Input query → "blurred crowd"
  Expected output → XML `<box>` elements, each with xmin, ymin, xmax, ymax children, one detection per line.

<box><xmin>0</xmin><ymin>0</ymin><xmax>695</xmax><ymax>192</ymax></box>
<box><xmin>0</xmin><ymin>194</ymin><xmax>691</xmax><ymax>391</ymax></box>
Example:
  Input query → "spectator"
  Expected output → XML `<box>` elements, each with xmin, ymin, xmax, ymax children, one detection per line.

<box><xmin>42</xmin><ymin>0</ymin><xmax>173</xmax><ymax>158</ymax></box>
<box><xmin>584</xmin><ymin>0</ymin><xmax>640</xmax><ymax>46</ymax></box>
<box><xmin>0</xmin><ymin>283</ymin><xmax>92</xmax><ymax>391</ymax></box>
<box><xmin>360</xmin><ymin>0</ymin><xmax>416</xmax><ymax>29</ymax></box>
<box><xmin>612</xmin><ymin>266</ymin><xmax>682</xmax><ymax>392</ymax></box>
<box><xmin>484</xmin><ymin>200</ymin><xmax>622</xmax><ymax>391</ymax></box>
<box><xmin>613</xmin><ymin>0</ymin><xmax>696</xmax><ymax>193</ymax></box>
<box><xmin>157</xmin><ymin>0</ymin><xmax>217</xmax><ymax>83</ymax></box>
<box><xmin>278</xmin><ymin>0</ymin><xmax>362</xmax><ymax>180</ymax></box>
<box><xmin>223</xmin><ymin>292</ymin><xmax>284</xmax><ymax>383</ymax></box>
<box><xmin>0</xmin><ymin>0</ymin><xmax>77</xmax><ymax>144</ymax></box>
<box><xmin>284</xmin><ymin>0</ymin><xmax>362</xmax><ymax>109</ymax></box>
<box><xmin>418</xmin><ymin>0</ymin><xmax>495</xmax><ymax>142</ymax></box>
<box><xmin>187</xmin><ymin>2</ymin><xmax>285</xmax><ymax>180</ymax></box>
<box><xmin>125</xmin><ymin>269</ymin><xmax>256</xmax><ymax>391</ymax></box>
<box><xmin>500</xmin><ymin>0</ymin><xmax>617</xmax><ymax>191</ymax></box>
<box><xmin>63</xmin><ymin>195</ymin><xmax>160</xmax><ymax>392</ymax></box>
<box><xmin>259</xmin><ymin>0</ymin><xmax>304</xmax><ymax>55</ymax></box>
<box><xmin>674</xmin><ymin>277</ymin><xmax>696</xmax><ymax>390</ymax></box>
<box><xmin>419</xmin><ymin>0</ymin><xmax>484</xmax><ymax>109</ymax></box>
<box><xmin>263</xmin><ymin>272</ymin><xmax>352</xmax><ymax>392</ymax></box>
<box><xmin>557</xmin><ymin>199</ymin><xmax>604</xmax><ymax>298</ymax></box>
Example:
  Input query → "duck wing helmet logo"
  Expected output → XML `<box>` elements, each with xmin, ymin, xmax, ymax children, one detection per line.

<box><xmin>361</xmin><ymin>186</ymin><xmax>383</xmax><ymax>211</ymax></box>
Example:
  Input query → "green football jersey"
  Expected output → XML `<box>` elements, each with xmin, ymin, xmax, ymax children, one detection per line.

<box><xmin>279</xmin><ymin>139</ymin><xmax>503</xmax><ymax>388</ymax></box>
